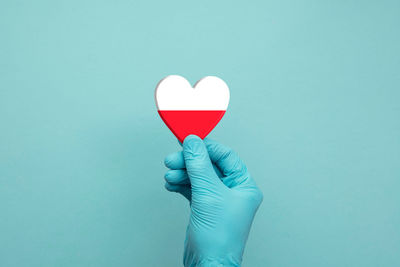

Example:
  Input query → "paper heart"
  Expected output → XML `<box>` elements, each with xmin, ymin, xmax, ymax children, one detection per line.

<box><xmin>155</xmin><ymin>75</ymin><xmax>230</xmax><ymax>142</ymax></box>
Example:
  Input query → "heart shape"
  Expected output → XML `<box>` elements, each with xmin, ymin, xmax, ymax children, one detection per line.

<box><xmin>155</xmin><ymin>75</ymin><xmax>230</xmax><ymax>142</ymax></box>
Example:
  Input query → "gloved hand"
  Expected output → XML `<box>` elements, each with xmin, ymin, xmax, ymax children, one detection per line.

<box><xmin>164</xmin><ymin>135</ymin><xmax>263</xmax><ymax>267</ymax></box>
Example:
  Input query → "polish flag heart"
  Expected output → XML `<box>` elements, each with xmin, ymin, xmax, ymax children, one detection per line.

<box><xmin>155</xmin><ymin>75</ymin><xmax>230</xmax><ymax>142</ymax></box>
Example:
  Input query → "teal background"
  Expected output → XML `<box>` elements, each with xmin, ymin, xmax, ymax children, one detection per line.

<box><xmin>1</xmin><ymin>1</ymin><xmax>399</xmax><ymax>266</ymax></box>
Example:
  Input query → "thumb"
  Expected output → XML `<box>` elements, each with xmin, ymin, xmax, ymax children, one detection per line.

<box><xmin>182</xmin><ymin>135</ymin><xmax>222</xmax><ymax>189</ymax></box>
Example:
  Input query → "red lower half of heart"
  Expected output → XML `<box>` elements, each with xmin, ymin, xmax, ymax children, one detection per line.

<box><xmin>158</xmin><ymin>110</ymin><xmax>226</xmax><ymax>142</ymax></box>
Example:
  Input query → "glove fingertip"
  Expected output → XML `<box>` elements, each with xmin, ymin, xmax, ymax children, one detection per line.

<box><xmin>183</xmin><ymin>135</ymin><xmax>202</xmax><ymax>146</ymax></box>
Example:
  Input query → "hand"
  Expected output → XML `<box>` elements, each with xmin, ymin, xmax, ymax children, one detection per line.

<box><xmin>164</xmin><ymin>135</ymin><xmax>263</xmax><ymax>266</ymax></box>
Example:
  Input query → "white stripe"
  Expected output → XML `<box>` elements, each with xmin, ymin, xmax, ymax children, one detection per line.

<box><xmin>155</xmin><ymin>75</ymin><xmax>230</xmax><ymax>110</ymax></box>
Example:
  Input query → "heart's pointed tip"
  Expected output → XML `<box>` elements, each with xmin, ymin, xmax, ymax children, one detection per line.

<box><xmin>159</xmin><ymin>110</ymin><xmax>225</xmax><ymax>144</ymax></box>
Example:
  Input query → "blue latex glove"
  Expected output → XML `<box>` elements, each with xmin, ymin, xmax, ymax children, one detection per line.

<box><xmin>164</xmin><ymin>135</ymin><xmax>263</xmax><ymax>266</ymax></box>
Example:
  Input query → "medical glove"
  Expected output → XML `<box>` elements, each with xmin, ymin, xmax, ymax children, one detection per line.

<box><xmin>164</xmin><ymin>135</ymin><xmax>263</xmax><ymax>266</ymax></box>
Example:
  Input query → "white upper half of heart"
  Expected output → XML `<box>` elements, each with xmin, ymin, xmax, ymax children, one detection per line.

<box><xmin>155</xmin><ymin>75</ymin><xmax>230</xmax><ymax>110</ymax></box>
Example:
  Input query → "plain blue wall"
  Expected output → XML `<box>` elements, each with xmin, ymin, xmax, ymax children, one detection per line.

<box><xmin>1</xmin><ymin>1</ymin><xmax>399</xmax><ymax>266</ymax></box>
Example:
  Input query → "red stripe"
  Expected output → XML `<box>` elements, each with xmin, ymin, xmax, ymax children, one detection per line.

<box><xmin>158</xmin><ymin>110</ymin><xmax>226</xmax><ymax>142</ymax></box>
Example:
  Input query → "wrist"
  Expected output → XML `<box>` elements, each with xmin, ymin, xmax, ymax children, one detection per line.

<box><xmin>183</xmin><ymin>224</ymin><xmax>245</xmax><ymax>267</ymax></box>
<box><xmin>184</xmin><ymin>252</ymin><xmax>241</xmax><ymax>267</ymax></box>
